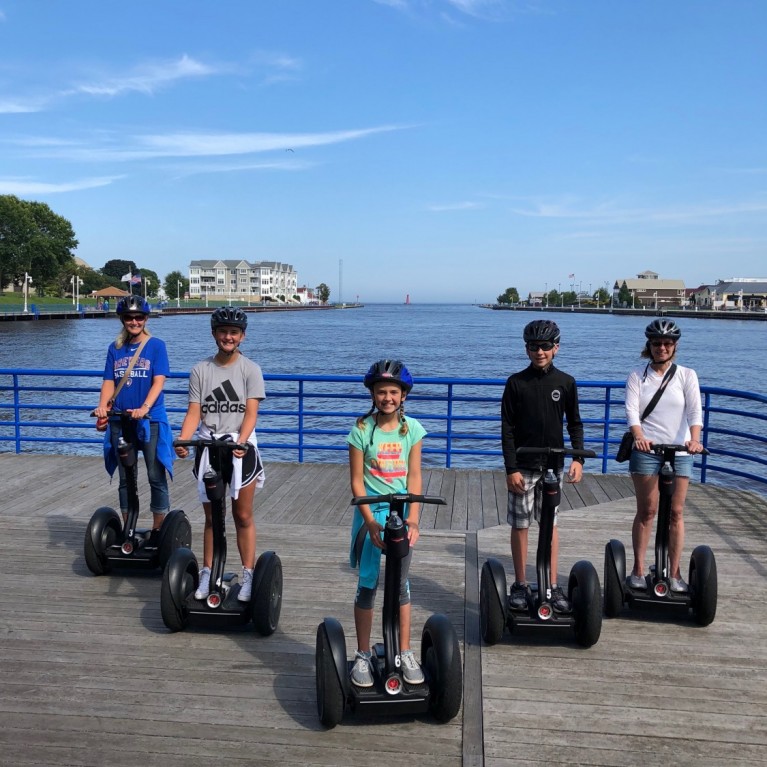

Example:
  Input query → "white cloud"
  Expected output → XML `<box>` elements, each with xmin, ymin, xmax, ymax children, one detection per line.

<box><xmin>65</xmin><ymin>54</ymin><xmax>217</xmax><ymax>98</ymax></box>
<box><xmin>18</xmin><ymin>125</ymin><xmax>406</xmax><ymax>162</ymax></box>
<box><xmin>0</xmin><ymin>176</ymin><xmax>121</xmax><ymax>195</ymax></box>
<box><xmin>0</xmin><ymin>97</ymin><xmax>47</xmax><ymax>114</ymax></box>
<box><xmin>427</xmin><ymin>200</ymin><xmax>484</xmax><ymax>212</ymax></box>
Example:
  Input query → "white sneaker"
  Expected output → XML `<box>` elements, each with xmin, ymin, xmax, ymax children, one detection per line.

<box><xmin>400</xmin><ymin>650</ymin><xmax>425</xmax><ymax>685</ymax></box>
<box><xmin>670</xmin><ymin>576</ymin><xmax>689</xmax><ymax>593</ymax></box>
<box><xmin>351</xmin><ymin>650</ymin><xmax>374</xmax><ymax>687</ymax></box>
<box><xmin>238</xmin><ymin>567</ymin><xmax>254</xmax><ymax>602</ymax></box>
<box><xmin>627</xmin><ymin>573</ymin><xmax>647</xmax><ymax>590</ymax></box>
<box><xmin>195</xmin><ymin>567</ymin><xmax>211</xmax><ymax>600</ymax></box>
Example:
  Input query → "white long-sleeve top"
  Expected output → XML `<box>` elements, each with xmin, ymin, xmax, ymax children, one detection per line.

<box><xmin>625</xmin><ymin>363</ymin><xmax>703</xmax><ymax>450</ymax></box>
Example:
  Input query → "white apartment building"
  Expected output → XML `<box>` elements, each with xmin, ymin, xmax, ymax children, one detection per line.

<box><xmin>188</xmin><ymin>260</ymin><xmax>298</xmax><ymax>302</ymax></box>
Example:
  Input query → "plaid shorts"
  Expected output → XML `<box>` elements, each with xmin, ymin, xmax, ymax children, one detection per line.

<box><xmin>507</xmin><ymin>468</ymin><xmax>563</xmax><ymax>529</ymax></box>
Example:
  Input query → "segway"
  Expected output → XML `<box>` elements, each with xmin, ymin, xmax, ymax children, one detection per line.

<box><xmin>480</xmin><ymin>447</ymin><xmax>602</xmax><ymax>648</ymax></box>
<box><xmin>160</xmin><ymin>437</ymin><xmax>282</xmax><ymax>634</ymax></box>
<box><xmin>84</xmin><ymin>410</ymin><xmax>191</xmax><ymax>575</ymax></box>
<box><xmin>315</xmin><ymin>493</ymin><xmax>462</xmax><ymax>728</ymax></box>
<box><xmin>604</xmin><ymin>444</ymin><xmax>717</xmax><ymax>626</ymax></box>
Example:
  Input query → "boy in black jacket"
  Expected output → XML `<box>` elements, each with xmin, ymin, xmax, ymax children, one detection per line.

<box><xmin>501</xmin><ymin>320</ymin><xmax>585</xmax><ymax>613</ymax></box>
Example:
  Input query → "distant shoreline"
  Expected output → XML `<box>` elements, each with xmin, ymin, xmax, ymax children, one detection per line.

<box><xmin>479</xmin><ymin>304</ymin><xmax>767</xmax><ymax>322</ymax></box>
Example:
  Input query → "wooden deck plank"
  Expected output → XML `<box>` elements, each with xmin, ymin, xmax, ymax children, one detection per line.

<box><xmin>1</xmin><ymin>454</ymin><xmax>766</xmax><ymax>766</ymax></box>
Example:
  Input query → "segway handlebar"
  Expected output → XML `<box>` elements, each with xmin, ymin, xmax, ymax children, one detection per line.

<box><xmin>650</xmin><ymin>443</ymin><xmax>710</xmax><ymax>456</ymax></box>
<box><xmin>173</xmin><ymin>438</ymin><xmax>250</xmax><ymax>452</ymax></box>
<box><xmin>516</xmin><ymin>447</ymin><xmax>597</xmax><ymax>460</ymax></box>
<box><xmin>90</xmin><ymin>408</ymin><xmax>149</xmax><ymax>418</ymax></box>
<box><xmin>351</xmin><ymin>493</ymin><xmax>446</xmax><ymax>507</ymax></box>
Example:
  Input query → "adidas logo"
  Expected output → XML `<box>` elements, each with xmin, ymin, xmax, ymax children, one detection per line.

<box><xmin>201</xmin><ymin>380</ymin><xmax>246</xmax><ymax>415</ymax></box>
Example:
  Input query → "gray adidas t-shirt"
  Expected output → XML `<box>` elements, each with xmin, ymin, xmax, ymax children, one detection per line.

<box><xmin>188</xmin><ymin>353</ymin><xmax>266</xmax><ymax>435</ymax></box>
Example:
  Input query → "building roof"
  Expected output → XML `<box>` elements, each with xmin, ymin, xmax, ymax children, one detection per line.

<box><xmin>714</xmin><ymin>280</ymin><xmax>767</xmax><ymax>294</ymax></box>
<box><xmin>92</xmin><ymin>286</ymin><xmax>131</xmax><ymax>297</ymax></box>
<box><xmin>617</xmin><ymin>278</ymin><xmax>685</xmax><ymax>291</ymax></box>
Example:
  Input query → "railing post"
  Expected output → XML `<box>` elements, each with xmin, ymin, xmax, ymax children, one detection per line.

<box><xmin>700</xmin><ymin>390</ymin><xmax>711</xmax><ymax>484</ymax></box>
<box><xmin>13</xmin><ymin>373</ymin><xmax>21</xmax><ymax>454</ymax></box>
<box><xmin>445</xmin><ymin>383</ymin><xmax>453</xmax><ymax>468</ymax></box>
<box><xmin>602</xmin><ymin>384</ymin><xmax>613</xmax><ymax>474</ymax></box>
<box><xmin>297</xmin><ymin>379</ymin><xmax>304</xmax><ymax>463</ymax></box>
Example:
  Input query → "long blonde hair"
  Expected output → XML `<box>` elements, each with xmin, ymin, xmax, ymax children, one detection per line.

<box><xmin>115</xmin><ymin>323</ymin><xmax>152</xmax><ymax>349</ymax></box>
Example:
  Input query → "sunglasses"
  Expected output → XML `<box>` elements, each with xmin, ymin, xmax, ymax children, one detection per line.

<box><xmin>123</xmin><ymin>315</ymin><xmax>146</xmax><ymax>322</ymax></box>
<box><xmin>650</xmin><ymin>340</ymin><xmax>675</xmax><ymax>348</ymax></box>
<box><xmin>527</xmin><ymin>342</ymin><xmax>555</xmax><ymax>352</ymax></box>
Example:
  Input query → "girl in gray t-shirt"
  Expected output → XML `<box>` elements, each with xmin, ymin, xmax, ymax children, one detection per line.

<box><xmin>174</xmin><ymin>307</ymin><xmax>265</xmax><ymax>603</ymax></box>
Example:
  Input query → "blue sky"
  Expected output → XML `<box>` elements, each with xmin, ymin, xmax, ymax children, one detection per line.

<box><xmin>1</xmin><ymin>1</ymin><xmax>765</xmax><ymax>303</ymax></box>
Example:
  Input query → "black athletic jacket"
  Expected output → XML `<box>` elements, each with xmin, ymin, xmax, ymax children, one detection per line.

<box><xmin>501</xmin><ymin>363</ymin><xmax>585</xmax><ymax>474</ymax></box>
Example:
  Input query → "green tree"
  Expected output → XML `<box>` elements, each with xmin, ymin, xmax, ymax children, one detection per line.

<box><xmin>316</xmin><ymin>282</ymin><xmax>330</xmax><ymax>304</ymax></box>
<box><xmin>164</xmin><ymin>270</ymin><xmax>188</xmax><ymax>300</ymax></box>
<box><xmin>496</xmin><ymin>287</ymin><xmax>519</xmax><ymax>305</ymax></box>
<box><xmin>618</xmin><ymin>281</ymin><xmax>632</xmax><ymax>307</ymax></box>
<box><xmin>562</xmin><ymin>290</ymin><xmax>577</xmax><ymax>306</ymax></box>
<box><xmin>594</xmin><ymin>286</ymin><xmax>610</xmax><ymax>305</ymax></box>
<box><xmin>101</xmin><ymin>259</ymin><xmax>136</xmax><ymax>284</ymax></box>
<box><xmin>136</xmin><ymin>268</ymin><xmax>160</xmax><ymax>296</ymax></box>
<box><xmin>0</xmin><ymin>195</ymin><xmax>78</xmax><ymax>296</ymax></box>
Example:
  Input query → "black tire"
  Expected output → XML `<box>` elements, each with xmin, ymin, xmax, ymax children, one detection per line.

<box><xmin>569</xmin><ymin>560</ymin><xmax>603</xmax><ymax>648</ymax></box>
<box><xmin>422</xmin><ymin>614</ymin><xmax>462</xmax><ymax>723</ymax></box>
<box><xmin>480</xmin><ymin>561</ymin><xmax>505</xmax><ymax>645</ymax></box>
<box><xmin>160</xmin><ymin>553</ymin><xmax>196</xmax><ymax>632</ymax></box>
<box><xmin>603</xmin><ymin>540</ymin><xmax>625</xmax><ymax>618</ymax></box>
<box><xmin>83</xmin><ymin>507</ymin><xmax>121</xmax><ymax>575</ymax></box>
<box><xmin>689</xmin><ymin>545</ymin><xmax>717</xmax><ymax>627</ymax></box>
<box><xmin>158</xmin><ymin>511</ymin><xmax>192</xmax><ymax>571</ymax></box>
<box><xmin>316</xmin><ymin>623</ymin><xmax>345</xmax><ymax>729</ymax></box>
<box><xmin>252</xmin><ymin>552</ymin><xmax>283</xmax><ymax>636</ymax></box>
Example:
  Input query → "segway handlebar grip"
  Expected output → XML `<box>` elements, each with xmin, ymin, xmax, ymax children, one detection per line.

<box><xmin>516</xmin><ymin>446</ymin><xmax>597</xmax><ymax>460</ymax></box>
<box><xmin>651</xmin><ymin>443</ymin><xmax>709</xmax><ymax>456</ymax></box>
<box><xmin>173</xmin><ymin>438</ymin><xmax>249</xmax><ymax>452</ymax></box>
<box><xmin>351</xmin><ymin>493</ymin><xmax>447</xmax><ymax>507</ymax></box>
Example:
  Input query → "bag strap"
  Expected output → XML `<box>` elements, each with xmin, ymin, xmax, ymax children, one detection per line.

<box><xmin>108</xmin><ymin>337</ymin><xmax>149</xmax><ymax>407</ymax></box>
<box><xmin>640</xmin><ymin>363</ymin><xmax>677</xmax><ymax>422</ymax></box>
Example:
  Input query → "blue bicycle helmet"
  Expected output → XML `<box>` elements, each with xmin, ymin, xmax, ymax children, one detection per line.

<box><xmin>645</xmin><ymin>319</ymin><xmax>681</xmax><ymax>340</ymax></box>
<box><xmin>211</xmin><ymin>306</ymin><xmax>248</xmax><ymax>331</ymax></box>
<box><xmin>116</xmin><ymin>295</ymin><xmax>150</xmax><ymax>315</ymax></box>
<box><xmin>523</xmin><ymin>320</ymin><xmax>560</xmax><ymax>344</ymax></box>
<box><xmin>363</xmin><ymin>359</ymin><xmax>413</xmax><ymax>393</ymax></box>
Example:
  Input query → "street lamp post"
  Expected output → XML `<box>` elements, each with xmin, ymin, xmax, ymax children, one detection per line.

<box><xmin>144</xmin><ymin>277</ymin><xmax>151</xmax><ymax>299</ymax></box>
<box><xmin>177</xmin><ymin>281</ymin><xmax>181</xmax><ymax>309</ymax></box>
<box><xmin>544</xmin><ymin>282</ymin><xmax>548</xmax><ymax>308</ymax></box>
<box><xmin>653</xmin><ymin>291</ymin><xmax>658</xmax><ymax>310</ymax></box>
<box><xmin>23</xmin><ymin>272</ymin><xmax>33</xmax><ymax>313</ymax></box>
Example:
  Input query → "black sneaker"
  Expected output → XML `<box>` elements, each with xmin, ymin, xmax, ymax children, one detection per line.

<box><xmin>509</xmin><ymin>581</ymin><xmax>528</xmax><ymax>610</ymax></box>
<box><xmin>550</xmin><ymin>584</ymin><xmax>571</xmax><ymax>614</ymax></box>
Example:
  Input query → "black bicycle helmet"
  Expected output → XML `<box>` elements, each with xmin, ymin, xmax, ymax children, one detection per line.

<box><xmin>116</xmin><ymin>295</ymin><xmax>150</xmax><ymax>315</ymax></box>
<box><xmin>363</xmin><ymin>359</ymin><xmax>414</xmax><ymax>393</ymax></box>
<box><xmin>523</xmin><ymin>319</ymin><xmax>560</xmax><ymax>344</ymax></box>
<box><xmin>645</xmin><ymin>319</ymin><xmax>681</xmax><ymax>340</ymax></box>
<box><xmin>211</xmin><ymin>306</ymin><xmax>248</xmax><ymax>331</ymax></box>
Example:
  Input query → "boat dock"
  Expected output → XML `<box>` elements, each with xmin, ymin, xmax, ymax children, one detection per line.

<box><xmin>1</xmin><ymin>455</ymin><xmax>765</xmax><ymax>766</ymax></box>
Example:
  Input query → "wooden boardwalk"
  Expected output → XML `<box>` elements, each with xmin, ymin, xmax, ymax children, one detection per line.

<box><xmin>0</xmin><ymin>454</ymin><xmax>765</xmax><ymax>767</ymax></box>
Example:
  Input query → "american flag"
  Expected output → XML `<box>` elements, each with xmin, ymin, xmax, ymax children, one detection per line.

<box><xmin>130</xmin><ymin>273</ymin><xmax>142</xmax><ymax>285</ymax></box>
<box><xmin>568</xmin><ymin>273</ymin><xmax>575</xmax><ymax>279</ymax></box>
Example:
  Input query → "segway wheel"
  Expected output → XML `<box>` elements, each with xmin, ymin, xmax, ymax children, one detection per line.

<box><xmin>569</xmin><ymin>560</ymin><xmax>603</xmax><ymax>648</ymax></box>
<box><xmin>160</xmin><ymin>549</ymin><xmax>197</xmax><ymax>632</ymax></box>
<box><xmin>603</xmin><ymin>540</ymin><xmax>626</xmax><ymax>618</ymax></box>
<box><xmin>252</xmin><ymin>552</ymin><xmax>283</xmax><ymax>636</ymax></box>
<box><xmin>689</xmin><ymin>545</ymin><xmax>717</xmax><ymax>627</ymax></box>
<box><xmin>83</xmin><ymin>507</ymin><xmax>121</xmax><ymax>575</ymax></box>
<box><xmin>480</xmin><ymin>561</ymin><xmax>506</xmax><ymax>645</ymax></box>
<box><xmin>422</xmin><ymin>613</ymin><xmax>462</xmax><ymax>723</ymax></box>
<box><xmin>158</xmin><ymin>510</ymin><xmax>192</xmax><ymax>571</ymax></box>
<box><xmin>316</xmin><ymin>622</ymin><xmax>345</xmax><ymax>729</ymax></box>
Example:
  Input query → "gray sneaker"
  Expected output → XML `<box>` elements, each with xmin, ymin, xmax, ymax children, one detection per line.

<box><xmin>195</xmin><ymin>567</ymin><xmax>211</xmax><ymax>600</ymax></box>
<box><xmin>400</xmin><ymin>650</ymin><xmax>425</xmax><ymax>684</ymax></box>
<box><xmin>238</xmin><ymin>567</ymin><xmax>254</xmax><ymax>602</ymax></box>
<box><xmin>627</xmin><ymin>573</ymin><xmax>647</xmax><ymax>590</ymax></box>
<box><xmin>350</xmin><ymin>650</ymin><xmax>374</xmax><ymax>687</ymax></box>
<box><xmin>670</xmin><ymin>576</ymin><xmax>689</xmax><ymax>593</ymax></box>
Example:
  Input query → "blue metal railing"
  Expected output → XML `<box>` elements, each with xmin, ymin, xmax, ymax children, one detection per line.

<box><xmin>1</xmin><ymin>369</ymin><xmax>765</xmax><ymax>492</ymax></box>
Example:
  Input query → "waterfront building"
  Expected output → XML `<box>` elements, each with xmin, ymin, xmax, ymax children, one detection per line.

<box><xmin>187</xmin><ymin>259</ymin><xmax>298</xmax><ymax>303</ymax></box>
<box><xmin>613</xmin><ymin>270</ymin><xmax>686</xmax><ymax>308</ymax></box>
<box><xmin>692</xmin><ymin>278</ymin><xmax>767</xmax><ymax>310</ymax></box>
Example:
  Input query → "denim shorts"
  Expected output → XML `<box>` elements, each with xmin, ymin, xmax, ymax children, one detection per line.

<box><xmin>629</xmin><ymin>449</ymin><xmax>693</xmax><ymax>478</ymax></box>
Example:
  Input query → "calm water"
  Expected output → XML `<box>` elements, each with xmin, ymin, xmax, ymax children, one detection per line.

<box><xmin>1</xmin><ymin>304</ymin><xmax>765</xmax><ymax>391</ymax></box>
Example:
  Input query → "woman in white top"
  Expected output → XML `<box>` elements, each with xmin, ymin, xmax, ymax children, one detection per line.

<box><xmin>624</xmin><ymin>319</ymin><xmax>704</xmax><ymax>593</ymax></box>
